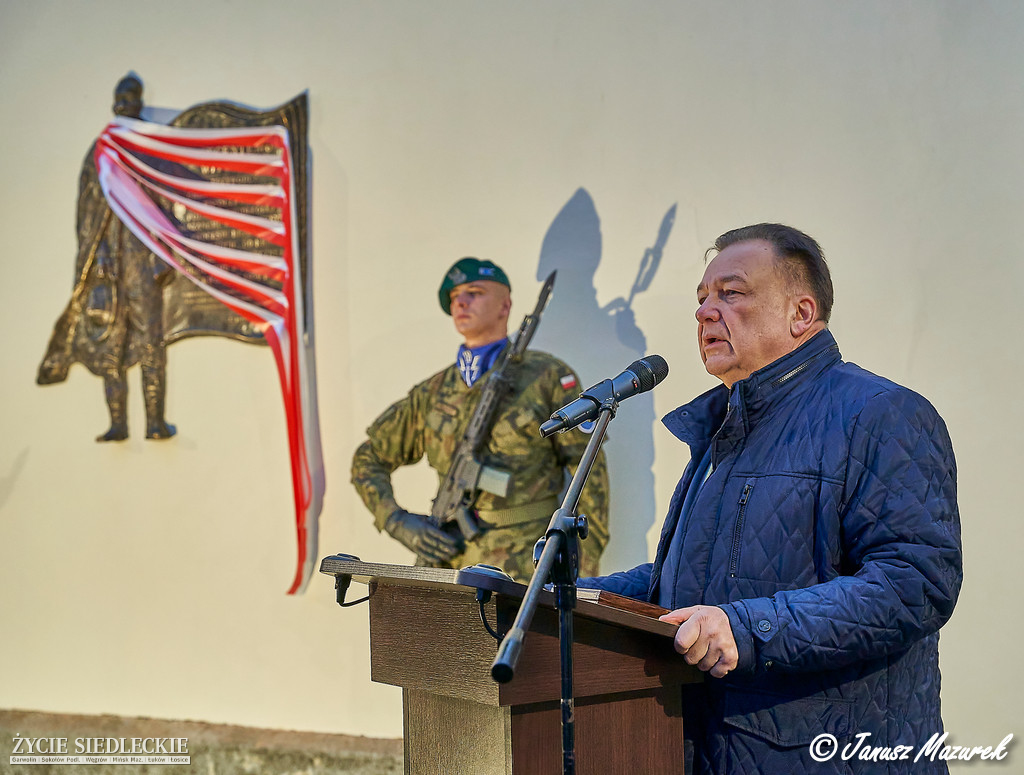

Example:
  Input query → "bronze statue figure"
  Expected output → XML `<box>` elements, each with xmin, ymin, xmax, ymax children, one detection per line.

<box><xmin>38</xmin><ymin>74</ymin><xmax>177</xmax><ymax>440</ymax></box>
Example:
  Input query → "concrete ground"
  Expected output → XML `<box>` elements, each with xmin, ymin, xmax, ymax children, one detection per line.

<box><xmin>0</xmin><ymin>709</ymin><xmax>403</xmax><ymax>775</ymax></box>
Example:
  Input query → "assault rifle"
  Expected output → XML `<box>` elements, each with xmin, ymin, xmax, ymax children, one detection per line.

<box><xmin>429</xmin><ymin>271</ymin><xmax>557</xmax><ymax>542</ymax></box>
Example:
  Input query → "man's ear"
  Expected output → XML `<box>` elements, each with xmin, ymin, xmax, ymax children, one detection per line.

<box><xmin>791</xmin><ymin>295</ymin><xmax>818</xmax><ymax>337</ymax></box>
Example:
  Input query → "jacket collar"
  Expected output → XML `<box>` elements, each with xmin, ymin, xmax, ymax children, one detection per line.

<box><xmin>663</xmin><ymin>329</ymin><xmax>841</xmax><ymax>446</ymax></box>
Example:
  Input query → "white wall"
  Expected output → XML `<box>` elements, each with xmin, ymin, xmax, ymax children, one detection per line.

<box><xmin>1</xmin><ymin>0</ymin><xmax>1020</xmax><ymax>750</ymax></box>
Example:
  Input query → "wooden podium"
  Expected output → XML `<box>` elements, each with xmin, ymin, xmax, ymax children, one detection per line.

<box><xmin>320</xmin><ymin>555</ymin><xmax>701</xmax><ymax>775</ymax></box>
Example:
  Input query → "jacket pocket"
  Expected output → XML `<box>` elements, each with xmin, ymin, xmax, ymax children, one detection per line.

<box><xmin>722</xmin><ymin>687</ymin><xmax>853</xmax><ymax>748</ymax></box>
<box><xmin>728</xmin><ymin>478</ymin><xmax>756</xmax><ymax>577</ymax></box>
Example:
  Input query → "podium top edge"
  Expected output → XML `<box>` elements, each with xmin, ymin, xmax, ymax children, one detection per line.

<box><xmin>318</xmin><ymin>554</ymin><xmax>678</xmax><ymax>638</ymax></box>
<box><xmin>318</xmin><ymin>554</ymin><xmax>528</xmax><ymax>597</ymax></box>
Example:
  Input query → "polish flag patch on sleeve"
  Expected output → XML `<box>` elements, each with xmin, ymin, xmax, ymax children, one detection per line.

<box><xmin>560</xmin><ymin>374</ymin><xmax>578</xmax><ymax>390</ymax></box>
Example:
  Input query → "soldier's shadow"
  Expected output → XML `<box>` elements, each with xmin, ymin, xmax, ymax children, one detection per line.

<box><xmin>530</xmin><ymin>188</ymin><xmax>675</xmax><ymax>572</ymax></box>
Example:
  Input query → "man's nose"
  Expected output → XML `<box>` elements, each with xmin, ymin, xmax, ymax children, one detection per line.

<box><xmin>695</xmin><ymin>299</ymin><xmax>718</xmax><ymax>322</ymax></box>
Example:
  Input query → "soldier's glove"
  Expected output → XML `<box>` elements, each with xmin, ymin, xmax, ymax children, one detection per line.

<box><xmin>384</xmin><ymin>510</ymin><xmax>461</xmax><ymax>564</ymax></box>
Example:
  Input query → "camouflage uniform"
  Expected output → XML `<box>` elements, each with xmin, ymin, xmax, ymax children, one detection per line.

<box><xmin>351</xmin><ymin>350</ymin><xmax>609</xmax><ymax>580</ymax></box>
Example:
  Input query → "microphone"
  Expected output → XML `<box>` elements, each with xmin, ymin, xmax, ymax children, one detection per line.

<box><xmin>540</xmin><ymin>355</ymin><xmax>669</xmax><ymax>437</ymax></box>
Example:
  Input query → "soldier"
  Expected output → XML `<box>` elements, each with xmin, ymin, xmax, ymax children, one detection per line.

<box><xmin>351</xmin><ymin>258</ymin><xmax>609</xmax><ymax>580</ymax></box>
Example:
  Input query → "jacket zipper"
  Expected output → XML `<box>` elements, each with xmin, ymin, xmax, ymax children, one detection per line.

<box><xmin>769</xmin><ymin>344</ymin><xmax>839</xmax><ymax>389</ymax></box>
<box><xmin>729</xmin><ymin>481</ymin><xmax>754</xmax><ymax>577</ymax></box>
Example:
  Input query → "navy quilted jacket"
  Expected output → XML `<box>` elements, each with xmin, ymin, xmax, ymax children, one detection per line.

<box><xmin>580</xmin><ymin>330</ymin><xmax>962</xmax><ymax>774</ymax></box>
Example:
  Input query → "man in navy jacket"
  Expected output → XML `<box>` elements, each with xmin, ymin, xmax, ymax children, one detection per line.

<box><xmin>578</xmin><ymin>224</ymin><xmax>961</xmax><ymax>774</ymax></box>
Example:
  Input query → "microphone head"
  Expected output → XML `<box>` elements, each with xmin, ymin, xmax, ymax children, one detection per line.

<box><xmin>629</xmin><ymin>355</ymin><xmax>669</xmax><ymax>392</ymax></box>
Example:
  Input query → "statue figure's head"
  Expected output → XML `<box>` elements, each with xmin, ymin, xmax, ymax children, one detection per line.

<box><xmin>112</xmin><ymin>73</ymin><xmax>144</xmax><ymax>118</ymax></box>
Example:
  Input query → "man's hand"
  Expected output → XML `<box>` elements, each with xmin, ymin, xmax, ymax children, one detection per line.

<box><xmin>659</xmin><ymin>605</ymin><xmax>739</xmax><ymax>678</ymax></box>
<box><xmin>384</xmin><ymin>510</ymin><xmax>461</xmax><ymax>564</ymax></box>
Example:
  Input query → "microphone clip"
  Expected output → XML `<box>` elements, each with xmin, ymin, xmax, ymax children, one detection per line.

<box><xmin>539</xmin><ymin>378</ymin><xmax>620</xmax><ymax>438</ymax></box>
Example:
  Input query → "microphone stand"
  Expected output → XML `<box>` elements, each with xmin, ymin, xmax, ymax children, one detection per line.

<box><xmin>490</xmin><ymin>387</ymin><xmax>618</xmax><ymax>775</ymax></box>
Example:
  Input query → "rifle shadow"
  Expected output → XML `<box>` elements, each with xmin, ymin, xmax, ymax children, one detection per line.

<box><xmin>530</xmin><ymin>188</ymin><xmax>674</xmax><ymax>573</ymax></box>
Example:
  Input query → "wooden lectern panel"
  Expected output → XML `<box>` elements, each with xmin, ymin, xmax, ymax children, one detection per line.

<box><xmin>370</xmin><ymin>583</ymin><xmax>505</xmax><ymax>706</ymax></box>
<box><xmin>402</xmin><ymin>686</ymin><xmax>685</xmax><ymax>775</ymax></box>
<box><xmin>493</xmin><ymin>595</ymin><xmax>698</xmax><ymax>707</ymax></box>
<box><xmin>368</xmin><ymin>582</ymin><xmax>698</xmax><ymax>707</ymax></box>
<box><xmin>403</xmin><ymin>689</ymin><xmax>512</xmax><ymax>775</ymax></box>
<box><xmin>511</xmin><ymin>687</ymin><xmax>685</xmax><ymax>774</ymax></box>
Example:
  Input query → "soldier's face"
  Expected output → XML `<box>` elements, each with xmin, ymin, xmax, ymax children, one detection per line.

<box><xmin>449</xmin><ymin>280</ymin><xmax>511</xmax><ymax>348</ymax></box>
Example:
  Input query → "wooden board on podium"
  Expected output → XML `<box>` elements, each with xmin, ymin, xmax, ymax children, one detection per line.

<box><xmin>319</xmin><ymin>555</ymin><xmax>701</xmax><ymax>775</ymax></box>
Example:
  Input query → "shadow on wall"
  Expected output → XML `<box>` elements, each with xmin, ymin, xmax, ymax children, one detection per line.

<box><xmin>531</xmin><ymin>188</ymin><xmax>676</xmax><ymax>571</ymax></box>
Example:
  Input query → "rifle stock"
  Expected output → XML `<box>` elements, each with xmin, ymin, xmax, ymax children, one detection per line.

<box><xmin>429</xmin><ymin>271</ymin><xmax>557</xmax><ymax>541</ymax></box>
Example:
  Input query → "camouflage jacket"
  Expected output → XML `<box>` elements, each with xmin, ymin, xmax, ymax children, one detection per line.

<box><xmin>351</xmin><ymin>350</ymin><xmax>609</xmax><ymax>557</ymax></box>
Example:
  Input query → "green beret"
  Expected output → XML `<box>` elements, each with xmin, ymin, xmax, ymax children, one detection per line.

<box><xmin>438</xmin><ymin>257</ymin><xmax>511</xmax><ymax>315</ymax></box>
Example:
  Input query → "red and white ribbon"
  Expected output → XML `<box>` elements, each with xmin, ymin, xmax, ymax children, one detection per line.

<box><xmin>95</xmin><ymin>116</ymin><xmax>324</xmax><ymax>594</ymax></box>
